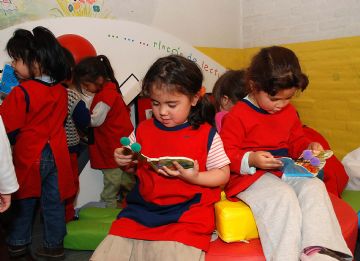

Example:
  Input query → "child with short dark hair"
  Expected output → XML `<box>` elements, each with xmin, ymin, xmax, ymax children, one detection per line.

<box><xmin>221</xmin><ymin>46</ymin><xmax>352</xmax><ymax>261</ymax></box>
<box><xmin>61</xmin><ymin>47</ymin><xmax>91</xmax><ymax>222</ymax></box>
<box><xmin>91</xmin><ymin>55</ymin><xmax>230</xmax><ymax>261</ymax></box>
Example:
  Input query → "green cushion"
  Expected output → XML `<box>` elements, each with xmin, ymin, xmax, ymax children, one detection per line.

<box><xmin>341</xmin><ymin>190</ymin><xmax>360</xmax><ymax>212</ymax></box>
<box><xmin>64</xmin><ymin>207</ymin><xmax>121</xmax><ymax>250</ymax></box>
<box><xmin>64</xmin><ymin>220</ymin><xmax>112</xmax><ymax>250</ymax></box>
<box><xmin>78</xmin><ymin>207</ymin><xmax>121</xmax><ymax>221</ymax></box>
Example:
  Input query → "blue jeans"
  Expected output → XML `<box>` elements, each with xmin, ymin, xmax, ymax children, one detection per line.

<box><xmin>7</xmin><ymin>144</ymin><xmax>66</xmax><ymax>248</ymax></box>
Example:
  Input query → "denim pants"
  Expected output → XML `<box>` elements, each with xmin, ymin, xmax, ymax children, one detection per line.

<box><xmin>7</xmin><ymin>144</ymin><xmax>66</xmax><ymax>248</ymax></box>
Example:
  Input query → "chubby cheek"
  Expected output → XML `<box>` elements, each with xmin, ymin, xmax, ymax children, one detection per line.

<box><xmin>150</xmin><ymin>107</ymin><xmax>161</xmax><ymax>120</ymax></box>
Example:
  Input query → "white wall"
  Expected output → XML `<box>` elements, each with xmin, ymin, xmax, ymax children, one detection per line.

<box><xmin>2</xmin><ymin>0</ymin><xmax>360</xmax><ymax>48</ymax></box>
<box><xmin>241</xmin><ymin>0</ymin><xmax>360</xmax><ymax>48</ymax></box>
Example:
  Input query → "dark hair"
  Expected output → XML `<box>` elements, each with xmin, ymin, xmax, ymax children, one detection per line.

<box><xmin>6</xmin><ymin>26</ymin><xmax>71</xmax><ymax>82</ymax></box>
<box><xmin>62</xmin><ymin>47</ymin><xmax>75</xmax><ymax>82</ymax></box>
<box><xmin>72</xmin><ymin>55</ymin><xmax>120</xmax><ymax>93</ymax></box>
<box><xmin>246</xmin><ymin>46</ymin><xmax>309</xmax><ymax>96</ymax></box>
<box><xmin>142</xmin><ymin>54</ymin><xmax>214</xmax><ymax>129</ymax></box>
<box><xmin>212</xmin><ymin>69</ymin><xmax>247</xmax><ymax>112</ymax></box>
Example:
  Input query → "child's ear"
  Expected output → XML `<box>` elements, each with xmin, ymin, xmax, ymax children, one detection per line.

<box><xmin>221</xmin><ymin>95</ymin><xmax>230</xmax><ymax>106</ymax></box>
<box><xmin>191</xmin><ymin>93</ymin><xmax>200</xmax><ymax>106</ymax></box>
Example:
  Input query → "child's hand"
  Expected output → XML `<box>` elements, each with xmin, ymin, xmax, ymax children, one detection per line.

<box><xmin>114</xmin><ymin>147</ymin><xmax>136</xmax><ymax>167</ymax></box>
<box><xmin>249</xmin><ymin>151</ymin><xmax>283</xmax><ymax>170</ymax></box>
<box><xmin>0</xmin><ymin>194</ymin><xmax>11</xmax><ymax>213</ymax></box>
<box><xmin>307</xmin><ymin>142</ymin><xmax>324</xmax><ymax>152</ymax></box>
<box><xmin>158</xmin><ymin>160</ymin><xmax>200</xmax><ymax>181</ymax></box>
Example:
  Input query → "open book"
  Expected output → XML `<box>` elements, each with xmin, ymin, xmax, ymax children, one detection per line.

<box><xmin>279</xmin><ymin>150</ymin><xmax>333</xmax><ymax>177</ymax></box>
<box><xmin>144</xmin><ymin>156</ymin><xmax>195</xmax><ymax>172</ymax></box>
<box><xmin>120</xmin><ymin>137</ymin><xmax>195</xmax><ymax>172</ymax></box>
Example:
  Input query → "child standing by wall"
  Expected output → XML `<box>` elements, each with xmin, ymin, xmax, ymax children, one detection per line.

<box><xmin>0</xmin><ymin>26</ymin><xmax>75</xmax><ymax>259</ymax></box>
<box><xmin>91</xmin><ymin>55</ymin><xmax>230</xmax><ymax>261</ymax></box>
<box><xmin>220</xmin><ymin>46</ymin><xmax>352</xmax><ymax>261</ymax></box>
<box><xmin>73</xmin><ymin>55</ymin><xmax>134</xmax><ymax>208</ymax></box>
<box><xmin>212</xmin><ymin>69</ymin><xmax>247</xmax><ymax>132</ymax></box>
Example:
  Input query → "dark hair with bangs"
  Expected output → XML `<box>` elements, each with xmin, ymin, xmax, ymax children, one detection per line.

<box><xmin>246</xmin><ymin>46</ymin><xmax>309</xmax><ymax>96</ymax></box>
<box><xmin>142</xmin><ymin>54</ymin><xmax>215</xmax><ymax>129</ymax></box>
<box><xmin>6</xmin><ymin>26</ymin><xmax>71</xmax><ymax>82</ymax></box>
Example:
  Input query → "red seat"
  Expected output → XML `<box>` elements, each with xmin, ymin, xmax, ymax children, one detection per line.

<box><xmin>206</xmin><ymin>193</ymin><xmax>358</xmax><ymax>260</ymax></box>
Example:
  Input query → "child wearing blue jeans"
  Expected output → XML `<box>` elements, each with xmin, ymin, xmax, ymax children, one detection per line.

<box><xmin>0</xmin><ymin>26</ymin><xmax>75</xmax><ymax>259</ymax></box>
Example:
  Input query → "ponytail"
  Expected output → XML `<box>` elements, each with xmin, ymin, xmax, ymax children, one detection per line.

<box><xmin>32</xmin><ymin>26</ymin><xmax>71</xmax><ymax>82</ymax></box>
<box><xmin>73</xmin><ymin>55</ymin><xmax>121</xmax><ymax>94</ymax></box>
<box><xmin>97</xmin><ymin>55</ymin><xmax>120</xmax><ymax>93</ymax></box>
<box><xmin>188</xmin><ymin>94</ymin><xmax>215</xmax><ymax>130</ymax></box>
<box><xmin>188</xmin><ymin>93</ymin><xmax>215</xmax><ymax>129</ymax></box>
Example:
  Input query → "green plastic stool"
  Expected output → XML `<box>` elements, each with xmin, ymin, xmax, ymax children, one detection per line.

<box><xmin>64</xmin><ymin>207</ymin><xmax>121</xmax><ymax>250</ymax></box>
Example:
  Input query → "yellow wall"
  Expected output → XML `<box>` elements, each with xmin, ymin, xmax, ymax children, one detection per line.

<box><xmin>197</xmin><ymin>36</ymin><xmax>360</xmax><ymax>159</ymax></box>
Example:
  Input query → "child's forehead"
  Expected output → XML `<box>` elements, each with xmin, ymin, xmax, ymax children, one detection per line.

<box><xmin>150</xmin><ymin>85</ymin><xmax>189</xmax><ymax>101</ymax></box>
<box><xmin>150</xmin><ymin>83</ymin><xmax>182</xmax><ymax>96</ymax></box>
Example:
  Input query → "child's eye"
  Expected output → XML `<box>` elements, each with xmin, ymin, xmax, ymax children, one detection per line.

<box><xmin>168</xmin><ymin>103</ymin><xmax>177</xmax><ymax>108</ymax></box>
<box><xmin>151</xmin><ymin>101</ymin><xmax>159</xmax><ymax>106</ymax></box>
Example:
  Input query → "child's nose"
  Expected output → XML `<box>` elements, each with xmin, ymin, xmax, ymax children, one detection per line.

<box><xmin>159</xmin><ymin>106</ymin><xmax>167</xmax><ymax>115</ymax></box>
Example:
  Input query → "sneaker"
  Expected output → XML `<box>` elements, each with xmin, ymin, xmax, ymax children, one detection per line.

<box><xmin>35</xmin><ymin>246</ymin><xmax>65</xmax><ymax>260</ymax></box>
<box><xmin>7</xmin><ymin>244</ymin><xmax>28</xmax><ymax>257</ymax></box>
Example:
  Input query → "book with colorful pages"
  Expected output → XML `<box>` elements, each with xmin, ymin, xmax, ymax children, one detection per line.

<box><xmin>279</xmin><ymin>150</ymin><xmax>333</xmax><ymax>177</ymax></box>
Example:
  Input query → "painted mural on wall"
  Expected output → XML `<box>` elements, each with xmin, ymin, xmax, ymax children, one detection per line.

<box><xmin>0</xmin><ymin>0</ymin><xmax>110</xmax><ymax>30</ymax></box>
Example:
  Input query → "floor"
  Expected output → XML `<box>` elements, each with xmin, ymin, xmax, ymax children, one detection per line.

<box><xmin>0</xmin><ymin>207</ymin><xmax>93</xmax><ymax>261</ymax></box>
<box><xmin>1</xmin><ymin>201</ymin><xmax>359</xmax><ymax>260</ymax></box>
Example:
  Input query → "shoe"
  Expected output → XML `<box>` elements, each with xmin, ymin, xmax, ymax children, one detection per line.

<box><xmin>35</xmin><ymin>246</ymin><xmax>65</xmax><ymax>260</ymax></box>
<box><xmin>7</xmin><ymin>244</ymin><xmax>28</xmax><ymax>257</ymax></box>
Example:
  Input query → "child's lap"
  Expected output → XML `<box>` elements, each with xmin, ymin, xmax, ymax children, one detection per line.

<box><xmin>237</xmin><ymin>173</ymin><xmax>326</xmax><ymax>208</ymax></box>
<box><xmin>90</xmin><ymin>235</ymin><xmax>205</xmax><ymax>261</ymax></box>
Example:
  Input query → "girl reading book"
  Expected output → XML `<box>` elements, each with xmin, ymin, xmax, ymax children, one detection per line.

<box><xmin>91</xmin><ymin>55</ymin><xmax>230</xmax><ymax>261</ymax></box>
<box><xmin>220</xmin><ymin>46</ymin><xmax>352</xmax><ymax>261</ymax></box>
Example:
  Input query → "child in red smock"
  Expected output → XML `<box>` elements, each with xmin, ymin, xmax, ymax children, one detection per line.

<box><xmin>73</xmin><ymin>55</ymin><xmax>134</xmax><ymax>208</ymax></box>
<box><xmin>220</xmin><ymin>46</ymin><xmax>352</xmax><ymax>261</ymax></box>
<box><xmin>0</xmin><ymin>26</ymin><xmax>75</xmax><ymax>259</ymax></box>
<box><xmin>91</xmin><ymin>55</ymin><xmax>230</xmax><ymax>261</ymax></box>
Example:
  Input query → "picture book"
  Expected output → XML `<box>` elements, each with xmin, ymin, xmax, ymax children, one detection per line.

<box><xmin>144</xmin><ymin>156</ymin><xmax>195</xmax><ymax>172</ymax></box>
<box><xmin>120</xmin><ymin>137</ymin><xmax>195</xmax><ymax>172</ymax></box>
<box><xmin>0</xmin><ymin>64</ymin><xmax>19</xmax><ymax>95</ymax></box>
<box><xmin>279</xmin><ymin>150</ymin><xmax>333</xmax><ymax>178</ymax></box>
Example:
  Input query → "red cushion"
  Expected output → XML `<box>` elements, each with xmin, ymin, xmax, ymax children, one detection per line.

<box><xmin>206</xmin><ymin>193</ymin><xmax>358</xmax><ymax>260</ymax></box>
